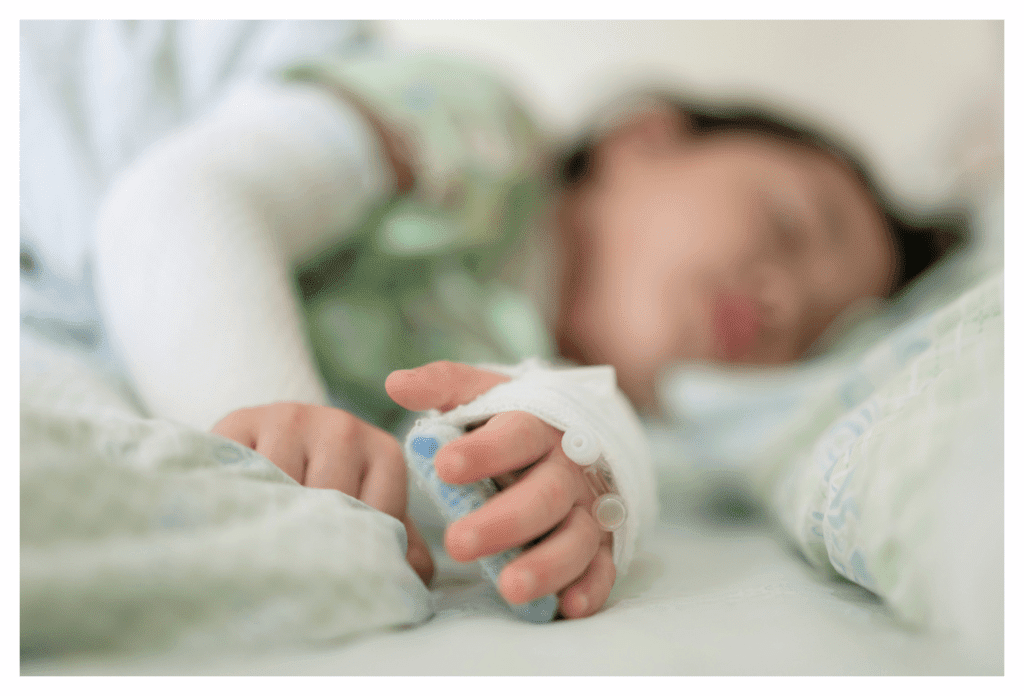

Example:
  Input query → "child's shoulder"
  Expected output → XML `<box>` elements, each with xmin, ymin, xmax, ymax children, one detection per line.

<box><xmin>284</xmin><ymin>52</ymin><xmax>550</xmax><ymax>179</ymax></box>
<box><xmin>285</xmin><ymin>51</ymin><xmax>553</xmax><ymax>256</ymax></box>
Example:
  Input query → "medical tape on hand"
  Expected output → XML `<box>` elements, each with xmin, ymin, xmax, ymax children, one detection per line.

<box><xmin>412</xmin><ymin>363</ymin><xmax>651</xmax><ymax>573</ymax></box>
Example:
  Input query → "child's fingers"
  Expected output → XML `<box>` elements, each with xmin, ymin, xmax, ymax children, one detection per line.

<box><xmin>402</xmin><ymin>514</ymin><xmax>435</xmax><ymax>586</ymax></box>
<box><xmin>497</xmin><ymin>506</ymin><xmax>603</xmax><ymax>606</ymax></box>
<box><xmin>303</xmin><ymin>446</ymin><xmax>363</xmax><ymax>497</ymax></box>
<box><xmin>385</xmin><ymin>361</ymin><xmax>509</xmax><ymax>412</ymax></box>
<box><xmin>445</xmin><ymin>450</ymin><xmax>588</xmax><ymax>561</ymax></box>
<box><xmin>210</xmin><ymin>408</ymin><xmax>258</xmax><ymax>450</ymax></box>
<box><xmin>250</xmin><ymin>417</ymin><xmax>308</xmax><ymax>484</ymax></box>
<box><xmin>356</xmin><ymin>433</ymin><xmax>409</xmax><ymax>521</ymax></box>
<box><xmin>436</xmin><ymin>411</ymin><xmax>560</xmax><ymax>484</ymax></box>
<box><xmin>302</xmin><ymin>407</ymin><xmax>367</xmax><ymax>494</ymax></box>
<box><xmin>557</xmin><ymin>540</ymin><xmax>616</xmax><ymax>619</ymax></box>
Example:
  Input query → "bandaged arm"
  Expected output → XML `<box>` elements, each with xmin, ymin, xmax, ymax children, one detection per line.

<box><xmin>413</xmin><ymin>358</ymin><xmax>659</xmax><ymax>575</ymax></box>
<box><xmin>94</xmin><ymin>81</ymin><xmax>395</xmax><ymax>430</ymax></box>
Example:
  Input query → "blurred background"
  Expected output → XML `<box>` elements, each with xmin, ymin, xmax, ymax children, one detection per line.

<box><xmin>379</xmin><ymin>20</ymin><xmax>1003</xmax><ymax>208</ymax></box>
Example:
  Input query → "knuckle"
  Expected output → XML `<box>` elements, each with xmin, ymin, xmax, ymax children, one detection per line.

<box><xmin>333</xmin><ymin>412</ymin><xmax>359</xmax><ymax>440</ymax></box>
<box><xmin>426</xmin><ymin>360</ymin><xmax>458</xmax><ymax>381</ymax></box>
<box><xmin>505</xmin><ymin>411</ymin><xmax>537</xmax><ymax>442</ymax></box>
<box><xmin>490</xmin><ymin>411</ymin><xmax>542</xmax><ymax>451</ymax></box>
<box><xmin>225</xmin><ymin>404</ymin><xmax>257</xmax><ymax>425</ymax></box>
<box><xmin>319</xmin><ymin>408</ymin><xmax>358</xmax><ymax>443</ymax></box>
<box><xmin>210</xmin><ymin>410</ymin><xmax>239</xmax><ymax>435</ymax></box>
<box><xmin>538</xmin><ymin>467</ymin><xmax>571</xmax><ymax>516</ymax></box>
<box><xmin>271</xmin><ymin>401</ymin><xmax>307</xmax><ymax>429</ymax></box>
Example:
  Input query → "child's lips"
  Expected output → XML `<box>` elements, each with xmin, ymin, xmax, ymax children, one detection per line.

<box><xmin>712</xmin><ymin>294</ymin><xmax>762</xmax><ymax>362</ymax></box>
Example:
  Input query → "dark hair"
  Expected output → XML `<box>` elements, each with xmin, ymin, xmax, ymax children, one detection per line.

<box><xmin>559</xmin><ymin>97</ymin><xmax>969</xmax><ymax>296</ymax></box>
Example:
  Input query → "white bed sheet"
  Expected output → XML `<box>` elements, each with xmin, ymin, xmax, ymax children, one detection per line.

<box><xmin>25</xmin><ymin>486</ymin><xmax>988</xmax><ymax>676</ymax></box>
<box><xmin>23</xmin><ymin>261</ymin><xmax>1003</xmax><ymax>675</ymax></box>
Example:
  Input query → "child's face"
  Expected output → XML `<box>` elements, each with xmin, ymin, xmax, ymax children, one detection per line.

<box><xmin>555</xmin><ymin>111</ymin><xmax>897</xmax><ymax>412</ymax></box>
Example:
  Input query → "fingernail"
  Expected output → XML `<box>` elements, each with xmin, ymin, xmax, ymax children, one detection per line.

<box><xmin>574</xmin><ymin>593</ymin><xmax>589</xmax><ymax>616</ymax></box>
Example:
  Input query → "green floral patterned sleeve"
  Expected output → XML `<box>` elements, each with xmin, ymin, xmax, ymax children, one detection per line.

<box><xmin>284</xmin><ymin>55</ymin><xmax>557</xmax><ymax>428</ymax></box>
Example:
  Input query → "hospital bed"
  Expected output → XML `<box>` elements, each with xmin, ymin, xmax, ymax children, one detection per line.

<box><xmin>19</xmin><ymin>20</ymin><xmax>1004</xmax><ymax>675</ymax></box>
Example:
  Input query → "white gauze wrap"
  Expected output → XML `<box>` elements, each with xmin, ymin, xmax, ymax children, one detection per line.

<box><xmin>412</xmin><ymin>358</ymin><xmax>658</xmax><ymax>574</ymax></box>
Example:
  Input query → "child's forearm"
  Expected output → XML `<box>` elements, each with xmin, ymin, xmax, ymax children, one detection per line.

<box><xmin>94</xmin><ymin>81</ymin><xmax>395</xmax><ymax>430</ymax></box>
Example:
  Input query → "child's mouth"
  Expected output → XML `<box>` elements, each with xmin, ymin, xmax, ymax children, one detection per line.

<box><xmin>712</xmin><ymin>294</ymin><xmax>762</xmax><ymax>362</ymax></box>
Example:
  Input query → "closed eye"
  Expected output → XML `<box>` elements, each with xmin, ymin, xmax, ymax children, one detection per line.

<box><xmin>770</xmin><ymin>207</ymin><xmax>807</xmax><ymax>258</ymax></box>
<box><xmin>758</xmin><ymin>186</ymin><xmax>810</xmax><ymax>260</ymax></box>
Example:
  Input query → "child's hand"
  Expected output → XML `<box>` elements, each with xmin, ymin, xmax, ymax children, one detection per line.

<box><xmin>385</xmin><ymin>362</ymin><xmax>615</xmax><ymax>619</ymax></box>
<box><xmin>211</xmin><ymin>402</ymin><xmax>433</xmax><ymax>586</ymax></box>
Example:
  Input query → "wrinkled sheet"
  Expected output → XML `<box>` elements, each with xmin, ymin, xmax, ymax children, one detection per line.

<box><xmin>20</xmin><ymin>263</ymin><xmax>1003</xmax><ymax>676</ymax></box>
<box><xmin>23</xmin><ymin>485</ymin><xmax>998</xmax><ymax>675</ymax></box>
<box><xmin>768</xmin><ymin>271</ymin><xmax>1003</xmax><ymax>630</ymax></box>
<box><xmin>21</xmin><ymin>334</ymin><xmax>432</xmax><ymax>661</ymax></box>
<box><xmin>20</xmin><ymin>295</ymin><xmax>1002</xmax><ymax>674</ymax></box>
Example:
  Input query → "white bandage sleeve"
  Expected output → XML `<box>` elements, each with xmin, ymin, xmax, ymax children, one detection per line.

<box><xmin>414</xmin><ymin>358</ymin><xmax>659</xmax><ymax>575</ymax></box>
<box><xmin>94</xmin><ymin>81</ymin><xmax>394</xmax><ymax>430</ymax></box>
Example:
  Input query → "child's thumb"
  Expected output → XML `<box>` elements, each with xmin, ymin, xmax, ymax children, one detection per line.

<box><xmin>385</xmin><ymin>361</ymin><xmax>509</xmax><ymax>412</ymax></box>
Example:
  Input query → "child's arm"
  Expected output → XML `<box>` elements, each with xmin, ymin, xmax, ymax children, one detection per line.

<box><xmin>386</xmin><ymin>360</ymin><xmax>657</xmax><ymax>619</ymax></box>
<box><xmin>94</xmin><ymin>80</ymin><xmax>397</xmax><ymax>431</ymax></box>
<box><xmin>211</xmin><ymin>401</ymin><xmax>434</xmax><ymax>585</ymax></box>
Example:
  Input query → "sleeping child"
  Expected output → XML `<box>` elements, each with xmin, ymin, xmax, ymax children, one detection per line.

<box><xmin>93</xmin><ymin>53</ymin><xmax>963</xmax><ymax>620</ymax></box>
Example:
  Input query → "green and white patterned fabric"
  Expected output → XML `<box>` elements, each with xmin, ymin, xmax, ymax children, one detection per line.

<box><xmin>656</xmin><ymin>217</ymin><xmax>1003</xmax><ymax>630</ymax></box>
<box><xmin>285</xmin><ymin>55</ymin><xmax>557</xmax><ymax>427</ymax></box>
<box><xmin>21</xmin><ymin>332</ymin><xmax>432</xmax><ymax>658</ymax></box>
<box><xmin>766</xmin><ymin>270</ymin><xmax>1002</xmax><ymax>626</ymax></box>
